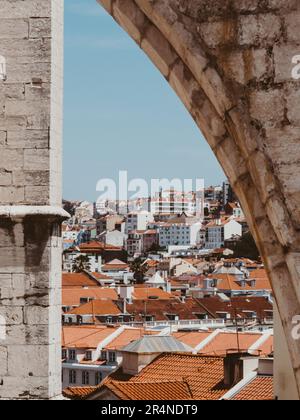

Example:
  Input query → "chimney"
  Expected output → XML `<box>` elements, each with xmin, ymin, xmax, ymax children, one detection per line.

<box><xmin>223</xmin><ymin>352</ymin><xmax>259</xmax><ymax>388</ymax></box>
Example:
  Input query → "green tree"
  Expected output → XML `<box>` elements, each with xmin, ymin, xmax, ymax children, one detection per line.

<box><xmin>130</xmin><ymin>258</ymin><xmax>148</xmax><ymax>284</ymax></box>
<box><xmin>72</xmin><ymin>255</ymin><xmax>91</xmax><ymax>273</ymax></box>
<box><xmin>231</xmin><ymin>231</ymin><xmax>260</xmax><ymax>260</ymax></box>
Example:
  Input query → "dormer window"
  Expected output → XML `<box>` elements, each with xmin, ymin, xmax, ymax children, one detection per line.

<box><xmin>85</xmin><ymin>351</ymin><xmax>92</xmax><ymax>361</ymax></box>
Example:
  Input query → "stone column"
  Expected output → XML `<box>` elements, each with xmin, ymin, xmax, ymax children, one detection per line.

<box><xmin>0</xmin><ymin>0</ymin><xmax>67</xmax><ymax>399</ymax></box>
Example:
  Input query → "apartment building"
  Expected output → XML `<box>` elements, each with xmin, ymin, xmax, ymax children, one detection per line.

<box><xmin>205</xmin><ymin>219</ymin><xmax>242</xmax><ymax>249</ymax></box>
<box><xmin>125</xmin><ymin>211</ymin><xmax>154</xmax><ymax>234</ymax></box>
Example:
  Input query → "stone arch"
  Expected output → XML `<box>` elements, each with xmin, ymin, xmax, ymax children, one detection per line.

<box><xmin>97</xmin><ymin>0</ymin><xmax>300</xmax><ymax>396</ymax></box>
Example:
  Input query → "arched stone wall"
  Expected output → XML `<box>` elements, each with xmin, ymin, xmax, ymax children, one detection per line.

<box><xmin>97</xmin><ymin>0</ymin><xmax>300</xmax><ymax>397</ymax></box>
<box><xmin>0</xmin><ymin>0</ymin><xmax>300</xmax><ymax>399</ymax></box>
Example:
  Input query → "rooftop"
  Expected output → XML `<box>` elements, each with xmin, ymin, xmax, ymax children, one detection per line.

<box><xmin>62</xmin><ymin>273</ymin><xmax>100</xmax><ymax>288</ymax></box>
<box><xmin>122</xmin><ymin>335</ymin><xmax>194</xmax><ymax>354</ymax></box>
<box><xmin>131</xmin><ymin>353</ymin><xmax>227</xmax><ymax>400</ymax></box>
<box><xmin>103</xmin><ymin>380</ymin><xmax>193</xmax><ymax>400</ymax></box>
<box><xmin>62</xmin><ymin>288</ymin><xmax>118</xmax><ymax>307</ymax></box>
<box><xmin>62</xmin><ymin>326</ymin><xmax>118</xmax><ymax>349</ymax></box>
<box><xmin>231</xmin><ymin>376</ymin><xmax>273</xmax><ymax>401</ymax></box>
<box><xmin>66</xmin><ymin>299</ymin><xmax>122</xmax><ymax>316</ymax></box>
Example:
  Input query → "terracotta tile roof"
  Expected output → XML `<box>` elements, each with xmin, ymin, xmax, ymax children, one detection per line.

<box><xmin>173</xmin><ymin>331</ymin><xmax>212</xmax><ymax>349</ymax></box>
<box><xmin>67</xmin><ymin>299</ymin><xmax>122</xmax><ymax>316</ymax></box>
<box><xmin>104</xmin><ymin>328</ymin><xmax>156</xmax><ymax>351</ymax></box>
<box><xmin>257</xmin><ymin>335</ymin><xmax>274</xmax><ymax>357</ymax></box>
<box><xmin>131</xmin><ymin>353</ymin><xmax>227</xmax><ymax>400</ymax></box>
<box><xmin>145</xmin><ymin>260</ymin><xmax>159</xmax><ymax>268</ymax></box>
<box><xmin>126</xmin><ymin>298</ymin><xmax>206</xmax><ymax>322</ymax></box>
<box><xmin>102</xmin><ymin>259</ymin><xmax>129</xmax><ymax>271</ymax></box>
<box><xmin>213</xmin><ymin>274</ymin><xmax>271</xmax><ymax>291</ymax></box>
<box><xmin>62</xmin><ymin>288</ymin><xmax>118</xmax><ymax>306</ymax></box>
<box><xmin>195</xmin><ymin>296</ymin><xmax>273</xmax><ymax>320</ymax></box>
<box><xmin>249</xmin><ymin>269</ymin><xmax>268</xmax><ymax>279</ymax></box>
<box><xmin>62</xmin><ymin>273</ymin><xmax>100</xmax><ymax>288</ymax></box>
<box><xmin>92</xmin><ymin>272</ymin><xmax>113</xmax><ymax>281</ymax></box>
<box><xmin>104</xmin><ymin>380</ymin><xmax>193</xmax><ymax>400</ymax></box>
<box><xmin>206</xmin><ymin>217</ymin><xmax>231</xmax><ymax>228</ymax></box>
<box><xmin>79</xmin><ymin>241</ymin><xmax>122</xmax><ymax>251</ymax></box>
<box><xmin>132</xmin><ymin>288</ymin><xmax>175</xmax><ymax>300</ymax></box>
<box><xmin>62</xmin><ymin>326</ymin><xmax>118</xmax><ymax>349</ymax></box>
<box><xmin>199</xmin><ymin>332</ymin><xmax>263</xmax><ymax>356</ymax></box>
<box><xmin>63</xmin><ymin>386</ymin><xmax>96</xmax><ymax>400</ymax></box>
<box><xmin>231</xmin><ymin>376</ymin><xmax>273</xmax><ymax>400</ymax></box>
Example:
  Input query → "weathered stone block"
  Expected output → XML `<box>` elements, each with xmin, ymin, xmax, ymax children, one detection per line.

<box><xmin>29</xmin><ymin>18</ymin><xmax>51</xmax><ymax>39</ymax></box>
<box><xmin>13</xmin><ymin>170</ymin><xmax>49</xmax><ymax>187</ymax></box>
<box><xmin>0</xmin><ymin>19</ymin><xmax>29</xmax><ymax>40</ymax></box>
<box><xmin>141</xmin><ymin>25</ymin><xmax>177</xmax><ymax>77</ymax></box>
<box><xmin>238</xmin><ymin>14</ymin><xmax>281</xmax><ymax>46</ymax></box>
<box><xmin>113</xmin><ymin>0</ymin><xmax>146</xmax><ymax>44</ymax></box>
<box><xmin>198</xmin><ymin>20</ymin><xmax>236</xmax><ymax>48</ymax></box>
<box><xmin>0</xmin><ymin>148</ymin><xmax>23</xmax><ymax>171</ymax></box>
<box><xmin>273</xmin><ymin>44</ymin><xmax>300</xmax><ymax>83</ymax></box>
<box><xmin>0</xmin><ymin>347</ymin><xmax>8</xmax><ymax>376</ymax></box>
<box><xmin>0</xmin><ymin>186</ymin><xmax>25</xmax><ymax>204</ymax></box>
<box><xmin>0</xmin><ymin>170</ymin><xmax>12</xmax><ymax>186</ymax></box>
<box><xmin>25</xmin><ymin>186</ymin><xmax>49</xmax><ymax>204</ymax></box>
<box><xmin>249</xmin><ymin>89</ymin><xmax>285</xmax><ymax>125</ymax></box>
<box><xmin>7</xmin><ymin>130</ymin><xmax>49</xmax><ymax>149</ymax></box>
<box><xmin>24</xmin><ymin>149</ymin><xmax>50</xmax><ymax>171</ymax></box>
<box><xmin>286</xmin><ymin>89</ymin><xmax>300</xmax><ymax>126</ymax></box>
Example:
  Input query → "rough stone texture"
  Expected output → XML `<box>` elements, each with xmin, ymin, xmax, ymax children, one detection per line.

<box><xmin>96</xmin><ymin>0</ymin><xmax>300</xmax><ymax>399</ymax></box>
<box><xmin>0</xmin><ymin>0</ymin><xmax>64</xmax><ymax>400</ymax></box>
<box><xmin>1</xmin><ymin>0</ymin><xmax>300</xmax><ymax>400</ymax></box>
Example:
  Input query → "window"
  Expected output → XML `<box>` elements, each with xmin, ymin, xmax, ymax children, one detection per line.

<box><xmin>85</xmin><ymin>351</ymin><xmax>92</xmax><ymax>361</ymax></box>
<box><xmin>69</xmin><ymin>350</ymin><xmax>76</xmax><ymax>361</ymax></box>
<box><xmin>69</xmin><ymin>370</ymin><xmax>76</xmax><ymax>384</ymax></box>
<box><xmin>101</xmin><ymin>351</ymin><xmax>107</xmax><ymax>360</ymax></box>
<box><xmin>109</xmin><ymin>352</ymin><xmax>116</xmax><ymax>363</ymax></box>
<box><xmin>62</xmin><ymin>349</ymin><xmax>67</xmax><ymax>360</ymax></box>
<box><xmin>82</xmin><ymin>371</ymin><xmax>90</xmax><ymax>385</ymax></box>
<box><xmin>95</xmin><ymin>372</ymin><xmax>102</xmax><ymax>385</ymax></box>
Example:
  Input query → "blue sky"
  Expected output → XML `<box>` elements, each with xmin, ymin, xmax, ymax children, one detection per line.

<box><xmin>63</xmin><ymin>0</ymin><xmax>225</xmax><ymax>201</ymax></box>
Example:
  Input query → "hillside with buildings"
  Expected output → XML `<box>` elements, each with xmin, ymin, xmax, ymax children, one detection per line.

<box><xmin>61</xmin><ymin>182</ymin><xmax>274</xmax><ymax>400</ymax></box>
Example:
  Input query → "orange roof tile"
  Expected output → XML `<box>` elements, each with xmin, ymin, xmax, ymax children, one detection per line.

<box><xmin>104</xmin><ymin>329</ymin><xmax>156</xmax><ymax>351</ymax></box>
<box><xmin>79</xmin><ymin>241</ymin><xmax>122</xmax><ymax>251</ymax></box>
<box><xmin>132</xmin><ymin>288</ymin><xmax>174</xmax><ymax>300</ymax></box>
<box><xmin>131</xmin><ymin>353</ymin><xmax>227</xmax><ymax>400</ymax></box>
<box><xmin>62</xmin><ymin>273</ymin><xmax>100</xmax><ymax>288</ymax></box>
<box><xmin>214</xmin><ymin>274</ymin><xmax>271</xmax><ymax>291</ymax></box>
<box><xmin>63</xmin><ymin>387</ymin><xmax>96</xmax><ymax>400</ymax></box>
<box><xmin>62</xmin><ymin>288</ymin><xmax>118</xmax><ymax>307</ymax></box>
<box><xmin>62</xmin><ymin>326</ymin><xmax>118</xmax><ymax>349</ymax></box>
<box><xmin>92</xmin><ymin>272</ymin><xmax>113</xmax><ymax>281</ymax></box>
<box><xmin>199</xmin><ymin>332</ymin><xmax>263</xmax><ymax>356</ymax></box>
<box><xmin>67</xmin><ymin>300</ymin><xmax>122</xmax><ymax>316</ymax></box>
<box><xmin>173</xmin><ymin>332</ymin><xmax>212</xmax><ymax>349</ymax></box>
<box><xmin>232</xmin><ymin>376</ymin><xmax>273</xmax><ymax>400</ymax></box>
<box><xmin>258</xmin><ymin>335</ymin><xmax>274</xmax><ymax>357</ymax></box>
<box><xmin>104</xmin><ymin>380</ymin><xmax>192</xmax><ymax>400</ymax></box>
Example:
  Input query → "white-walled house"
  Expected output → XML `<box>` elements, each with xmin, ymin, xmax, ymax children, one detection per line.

<box><xmin>125</xmin><ymin>211</ymin><xmax>154</xmax><ymax>234</ymax></box>
<box><xmin>156</xmin><ymin>222</ymin><xmax>202</xmax><ymax>248</ymax></box>
<box><xmin>205</xmin><ymin>219</ymin><xmax>242</xmax><ymax>249</ymax></box>
<box><xmin>98</xmin><ymin>230</ymin><xmax>127</xmax><ymax>248</ymax></box>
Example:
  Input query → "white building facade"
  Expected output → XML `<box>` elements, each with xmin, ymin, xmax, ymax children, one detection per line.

<box><xmin>205</xmin><ymin>219</ymin><xmax>242</xmax><ymax>249</ymax></box>
<box><xmin>125</xmin><ymin>211</ymin><xmax>154</xmax><ymax>234</ymax></box>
